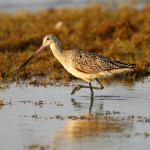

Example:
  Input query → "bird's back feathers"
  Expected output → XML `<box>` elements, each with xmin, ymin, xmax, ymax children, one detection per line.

<box><xmin>68</xmin><ymin>50</ymin><xmax>135</xmax><ymax>75</ymax></box>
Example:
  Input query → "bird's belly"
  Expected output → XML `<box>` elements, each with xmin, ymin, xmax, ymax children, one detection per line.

<box><xmin>62</xmin><ymin>63</ymin><xmax>98</xmax><ymax>82</ymax></box>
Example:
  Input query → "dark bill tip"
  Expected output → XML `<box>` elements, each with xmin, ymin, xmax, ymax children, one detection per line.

<box><xmin>18</xmin><ymin>45</ymin><xmax>45</xmax><ymax>73</ymax></box>
<box><xmin>18</xmin><ymin>54</ymin><xmax>35</xmax><ymax>73</ymax></box>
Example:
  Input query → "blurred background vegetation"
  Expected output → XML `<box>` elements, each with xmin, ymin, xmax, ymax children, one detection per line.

<box><xmin>0</xmin><ymin>2</ymin><xmax>150</xmax><ymax>82</ymax></box>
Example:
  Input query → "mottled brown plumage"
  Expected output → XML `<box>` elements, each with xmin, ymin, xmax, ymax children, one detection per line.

<box><xmin>69</xmin><ymin>50</ymin><xmax>135</xmax><ymax>73</ymax></box>
<box><xmin>19</xmin><ymin>34</ymin><xmax>136</xmax><ymax>97</ymax></box>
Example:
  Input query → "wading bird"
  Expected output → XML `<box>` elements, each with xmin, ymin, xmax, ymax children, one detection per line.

<box><xmin>18</xmin><ymin>34</ymin><xmax>135</xmax><ymax>97</ymax></box>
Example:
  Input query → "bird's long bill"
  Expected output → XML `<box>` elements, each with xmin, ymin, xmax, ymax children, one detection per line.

<box><xmin>18</xmin><ymin>45</ymin><xmax>45</xmax><ymax>72</ymax></box>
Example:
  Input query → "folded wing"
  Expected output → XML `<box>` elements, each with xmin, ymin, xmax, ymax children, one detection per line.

<box><xmin>70</xmin><ymin>50</ymin><xmax>135</xmax><ymax>74</ymax></box>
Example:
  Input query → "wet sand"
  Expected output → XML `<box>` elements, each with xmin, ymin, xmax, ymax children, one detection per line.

<box><xmin>0</xmin><ymin>76</ymin><xmax>150</xmax><ymax>150</ymax></box>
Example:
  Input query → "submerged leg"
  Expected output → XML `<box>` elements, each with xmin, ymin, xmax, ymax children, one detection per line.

<box><xmin>71</xmin><ymin>78</ymin><xmax>104</xmax><ymax>95</ymax></box>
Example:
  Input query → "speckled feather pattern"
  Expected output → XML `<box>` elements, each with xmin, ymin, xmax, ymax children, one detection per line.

<box><xmin>66</xmin><ymin>49</ymin><xmax>135</xmax><ymax>74</ymax></box>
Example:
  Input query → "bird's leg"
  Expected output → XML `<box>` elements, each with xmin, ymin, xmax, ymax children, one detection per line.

<box><xmin>71</xmin><ymin>85</ymin><xmax>91</xmax><ymax>95</ymax></box>
<box><xmin>89</xmin><ymin>83</ymin><xmax>94</xmax><ymax>98</ymax></box>
<box><xmin>94</xmin><ymin>78</ymin><xmax>104</xmax><ymax>90</ymax></box>
<box><xmin>71</xmin><ymin>79</ymin><xmax>104</xmax><ymax>95</ymax></box>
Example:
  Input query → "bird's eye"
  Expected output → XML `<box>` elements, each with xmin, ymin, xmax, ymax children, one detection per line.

<box><xmin>47</xmin><ymin>38</ymin><xmax>49</xmax><ymax>40</ymax></box>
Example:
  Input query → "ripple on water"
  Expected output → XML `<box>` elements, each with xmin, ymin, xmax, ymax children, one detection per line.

<box><xmin>0</xmin><ymin>76</ymin><xmax>150</xmax><ymax>150</ymax></box>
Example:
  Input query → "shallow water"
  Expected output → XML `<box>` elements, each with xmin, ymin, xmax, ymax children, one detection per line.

<box><xmin>0</xmin><ymin>76</ymin><xmax>150</xmax><ymax>150</ymax></box>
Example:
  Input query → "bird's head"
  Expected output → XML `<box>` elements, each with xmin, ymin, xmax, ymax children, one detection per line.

<box><xmin>42</xmin><ymin>34</ymin><xmax>58</xmax><ymax>47</ymax></box>
<box><xmin>18</xmin><ymin>33</ymin><xmax>57</xmax><ymax>72</ymax></box>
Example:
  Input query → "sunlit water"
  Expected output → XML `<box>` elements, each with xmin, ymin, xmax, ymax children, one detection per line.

<box><xmin>0</xmin><ymin>76</ymin><xmax>150</xmax><ymax>150</ymax></box>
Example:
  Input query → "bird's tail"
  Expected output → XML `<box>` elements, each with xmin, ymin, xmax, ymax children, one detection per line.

<box><xmin>128</xmin><ymin>63</ymin><xmax>136</xmax><ymax>68</ymax></box>
<box><xmin>108</xmin><ymin>61</ymin><xmax>136</xmax><ymax>75</ymax></box>
<box><xmin>112</xmin><ymin>60</ymin><xmax>136</xmax><ymax>69</ymax></box>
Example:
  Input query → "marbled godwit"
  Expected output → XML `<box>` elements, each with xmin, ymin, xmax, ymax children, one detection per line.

<box><xmin>18</xmin><ymin>34</ymin><xmax>135</xmax><ymax>97</ymax></box>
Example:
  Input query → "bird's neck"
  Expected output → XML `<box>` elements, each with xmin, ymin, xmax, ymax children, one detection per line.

<box><xmin>50</xmin><ymin>40</ymin><xmax>64</xmax><ymax>61</ymax></box>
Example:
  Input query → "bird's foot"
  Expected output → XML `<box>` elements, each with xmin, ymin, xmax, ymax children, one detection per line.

<box><xmin>71</xmin><ymin>85</ymin><xmax>82</xmax><ymax>95</ymax></box>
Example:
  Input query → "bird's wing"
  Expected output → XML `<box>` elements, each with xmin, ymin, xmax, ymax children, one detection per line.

<box><xmin>111</xmin><ymin>60</ymin><xmax>136</xmax><ymax>68</ymax></box>
<box><xmin>70</xmin><ymin>50</ymin><xmax>124</xmax><ymax>74</ymax></box>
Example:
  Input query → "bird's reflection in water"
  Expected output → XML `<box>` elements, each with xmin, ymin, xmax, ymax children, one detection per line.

<box><xmin>50</xmin><ymin>98</ymin><xmax>132</xmax><ymax>150</ymax></box>
<box><xmin>89</xmin><ymin>96</ymin><xmax>94</xmax><ymax>114</ymax></box>
<box><xmin>71</xmin><ymin>96</ymin><xmax>103</xmax><ymax>114</ymax></box>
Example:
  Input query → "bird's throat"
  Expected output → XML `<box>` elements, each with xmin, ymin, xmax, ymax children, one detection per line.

<box><xmin>50</xmin><ymin>41</ymin><xmax>64</xmax><ymax>62</ymax></box>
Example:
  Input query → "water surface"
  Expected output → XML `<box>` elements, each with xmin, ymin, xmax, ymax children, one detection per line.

<box><xmin>0</xmin><ymin>76</ymin><xmax>150</xmax><ymax>150</ymax></box>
